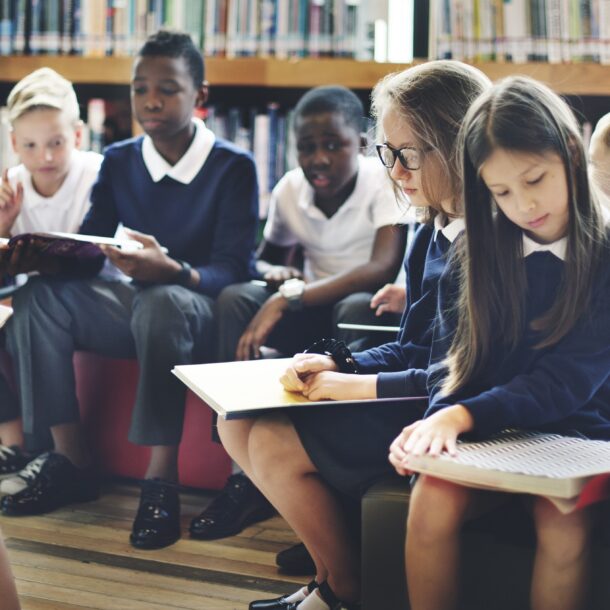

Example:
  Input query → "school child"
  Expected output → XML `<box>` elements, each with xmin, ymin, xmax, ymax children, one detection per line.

<box><xmin>217</xmin><ymin>60</ymin><xmax>491</xmax><ymax>610</ymax></box>
<box><xmin>195</xmin><ymin>85</ymin><xmax>407</xmax><ymax>541</ymax></box>
<box><xmin>589</xmin><ymin>112</ymin><xmax>610</xmax><ymax>206</ymax></box>
<box><xmin>2</xmin><ymin>30</ymin><xmax>259</xmax><ymax>553</ymax></box>
<box><xmin>390</xmin><ymin>76</ymin><xmax>610</xmax><ymax>610</ymax></box>
<box><xmin>0</xmin><ymin>529</ymin><xmax>20</xmax><ymax>610</ymax></box>
<box><xmin>0</xmin><ymin>67</ymin><xmax>103</xmax><ymax>487</ymax></box>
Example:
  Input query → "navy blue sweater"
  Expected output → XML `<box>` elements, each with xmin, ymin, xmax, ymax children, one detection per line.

<box><xmin>427</xmin><ymin>247</ymin><xmax>610</xmax><ymax>440</ymax></box>
<box><xmin>81</xmin><ymin>136</ymin><xmax>259</xmax><ymax>297</ymax></box>
<box><xmin>353</xmin><ymin>223</ymin><xmax>455</xmax><ymax>398</ymax></box>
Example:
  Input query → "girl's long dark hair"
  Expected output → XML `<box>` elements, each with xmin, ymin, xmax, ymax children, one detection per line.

<box><xmin>443</xmin><ymin>76</ymin><xmax>607</xmax><ymax>395</ymax></box>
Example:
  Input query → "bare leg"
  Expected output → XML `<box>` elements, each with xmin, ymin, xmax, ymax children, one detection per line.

<box><xmin>145</xmin><ymin>445</ymin><xmax>179</xmax><ymax>482</ymax></box>
<box><xmin>0</xmin><ymin>419</ymin><xmax>23</xmax><ymax>448</ymax></box>
<box><xmin>530</xmin><ymin>498</ymin><xmax>594</xmax><ymax>610</ymax></box>
<box><xmin>406</xmin><ymin>476</ymin><xmax>478</xmax><ymax>610</ymax></box>
<box><xmin>217</xmin><ymin>418</ymin><xmax>257</xmax><ymax>476</ymax></box>
<box><xmin>0</xmin><ymin>533</ymin><xmax>20</xmax><ymax>610</ymax></box>
<box><xmin>248</xmin><ymin>414</ymin><xmax>360</xmax><ymax>603</ymax></box>
<box><xmin>50</xmin><ymin>422</ymin><xmax>91</xmax><ymax>469</ymax></box>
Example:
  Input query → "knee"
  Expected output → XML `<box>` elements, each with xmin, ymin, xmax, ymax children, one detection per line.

<box><xmin>11</xmin><ymin>276</ymin><xmax>56</xmax><ymax>313</ymax></box>
<box><xmin>407</xmin><ymin>476</ymin><xmax>472</xmax><ymax>543</ymax></box>
<box><xmin>131</xmin><ymin>285</ymin><xmax>192</xmax><ymax>335</ymax></box>
<box><xmin>532</xmin><ymin>497</ymin><xmax>592</xmax><ymax>563</ymax></box>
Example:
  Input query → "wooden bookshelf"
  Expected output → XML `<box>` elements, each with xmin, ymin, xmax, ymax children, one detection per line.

<box><xmin>0</xmin><ymin>55</ymin><xmax>609</xmax><ymax>95</ymax></box>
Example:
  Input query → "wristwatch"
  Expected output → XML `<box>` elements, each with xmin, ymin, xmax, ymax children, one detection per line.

<box><xmin>279</xmin><ymin>278</ymin><xmax>306</xmax><ymax>311</ymax></box>
<box><xmin>172</xmin><ymin>259</ymin><xmax>192</xmax><ymax>288</ymax></box>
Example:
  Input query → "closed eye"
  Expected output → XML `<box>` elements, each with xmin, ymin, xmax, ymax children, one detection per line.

<box><xmin>526</xmin><ymin>173</ymin><xmax>544</xmax><ymax>186</ymax></box>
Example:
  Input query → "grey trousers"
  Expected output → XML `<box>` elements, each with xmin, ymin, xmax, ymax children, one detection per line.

<box><xmin>6</xmin><ymin>276</ymin><xmax>215</xmax><ymax>446</ymax></box>
<box><xmin>216</xmin><ymin>283</ymin><xmax>400</xmax><ymax>362</ymax></box>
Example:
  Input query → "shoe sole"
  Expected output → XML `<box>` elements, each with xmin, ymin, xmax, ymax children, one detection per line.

<box><xmin>1</xmin><ymin>489</ymin><xmax>100</xmax><ymax>516</ymax></box>
<box><xmin>129</xmin><ymin>531</ymin><xmax>181</xmax><ymax>550</ymax></box>
<box><xmin>189</xmin><ymin>505</ymin><xmax>276</xmax><ymax>541</ymax></box>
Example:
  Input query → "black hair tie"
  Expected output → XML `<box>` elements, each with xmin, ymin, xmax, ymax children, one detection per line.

<box><xmin>304</xmin><ymin>338</ymin><xmax>360</xmax><ymax>374</ymax></box>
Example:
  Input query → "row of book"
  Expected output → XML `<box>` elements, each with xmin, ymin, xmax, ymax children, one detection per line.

<box><xmin>0</xmin><ymin>0</ymin><xmax>415</xmax><ymax>62</ymax></box>
<box><xmin>431</xmin><ymin>0</ymin><xmax>610</xmax><ymax>64</ymax></box>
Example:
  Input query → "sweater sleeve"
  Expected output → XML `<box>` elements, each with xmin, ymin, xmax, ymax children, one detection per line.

<box><xmin>193</xmin><ymin>154</ymin><xmax>259</xmax><ymax>297</ymax></box>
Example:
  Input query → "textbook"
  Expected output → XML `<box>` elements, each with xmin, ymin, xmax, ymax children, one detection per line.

<box><xmin>0</xmin><ymin>304</ymin><xmax>12</xmax><ymax>328</ymax></box>
<box><xmin>173</xmin><ymin>358</ymin><xmax>426</xmax><ymax>419</ymax></box>
<box><xmin>403</xmin><ymin>430</ymin><xmax>610</xmax><ymax>512</ymax></box>
<box><xmin>0</xmin><ymin>232</ymin><xmax>144</xmax><ymax>262</ymax></box>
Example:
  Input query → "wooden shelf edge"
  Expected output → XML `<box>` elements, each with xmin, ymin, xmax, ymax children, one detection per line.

<box><xmin>0</xmin><ymin>56</ymin><xmax>608</xmax><ymax>95</ymax></box>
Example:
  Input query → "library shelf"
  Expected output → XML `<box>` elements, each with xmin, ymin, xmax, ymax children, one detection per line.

<box><xmin>0</xmin><ymin>56</ymin><xmax>609</xmax><ymax>95</ymax></box>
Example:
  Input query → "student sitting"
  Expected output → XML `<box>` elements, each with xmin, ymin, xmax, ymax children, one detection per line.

<box><xmin>391</xmin><ymin>76</ymin><xmax>610</xmax><ymax>610</ymax></box>
<box><xmin>191</xmin><ymin>85</ymin><xmax>406</xmax><ymax>542</ymax></box>
<box><xmin>2</xmin><ymin>30</ymin><xmax>259</xmax><ymax>553</ymax></box>
<box><xmin>0</xmin><ymin>68</ymin><xmax>102</xmax><ymax>489</ymax></box>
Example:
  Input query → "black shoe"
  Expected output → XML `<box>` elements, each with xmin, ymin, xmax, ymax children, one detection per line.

<box><xmin>276</xmin><ymin>542</ymin><xmax>316</xmax><ymax>576</ymax></box>
<box><xmin>249</xmin><ymin>580</ymin><xmax>317</xmax><ymax>610</ymax></box>
<box><xmin>189</xmin><ymin>473</ymin><xmax>275</xmax><ymax>540</ymax></box>
<box><xmin>0</xmin><ymin>452</ymin><xmax>99</xmax><ymax>516</ymax></box>
<box><xmin>0</xmin><ymin>445</ymin><xmax>31</xmax><ymax>477</ymax></box>
<box><xmin>130</xmin><ymin>478</ymin><xmax>181</xmax><ymax>550</ymax></box>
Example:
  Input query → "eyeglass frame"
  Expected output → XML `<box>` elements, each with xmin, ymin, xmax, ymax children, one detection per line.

<box><xmin>376</xmin><ymin>143</ymin><xmax>425</xmax><ymax>171</ymax></box>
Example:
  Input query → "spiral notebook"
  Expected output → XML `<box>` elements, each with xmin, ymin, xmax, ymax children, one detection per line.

<box><xmin>404</xmin><ymin>430</ymin><xmax>610</xmax><ymax>512</ymax></box>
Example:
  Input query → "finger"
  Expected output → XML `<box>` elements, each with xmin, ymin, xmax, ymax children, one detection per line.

<box><xmin>123</xmin><ymin>228</ymin><xmax>156</xmax><ymax>247</ymax></box>
<box><xmin>2</xmin><ymin>168</ymin><xmax>8</xmax><ymax>184</ymax></box>
<box><xmin>388</xmin><ymin>452</ymin><xmax>408</xmax><ymax>476</ymax></box>
<box><xmin>445</xmin><ymin>436</ymin><xmax>458</xmax><ymax>457</ymax></box>
<box><xmin>429</xmin><ymin>436</ymin><xmax>445</xmax><ymax>457</ymax></box>
<box><xmin>294</xmin><ymin>355</ymin><xmax>331</xmax><ymax>374</ymax></box>
<box><xmin>281</xmin><ymin>367</ymin><xmax>305</xmax><ymax>392</ymax></box>
<box><xmin>236</xmin><ymin>334</ymin><xmax>251</xmax><ymax>361</ymax></box>
<box><xmin>15</xmin><ymin>182</ymin><xmax>23</xmax><ymax>206</ymax></box>
<box><xmin>375</xmin><ymin>303</ymin><xmax>389</xmax><ymax>317</ymax></box>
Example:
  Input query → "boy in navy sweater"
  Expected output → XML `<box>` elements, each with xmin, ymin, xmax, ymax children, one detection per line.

<box><xmin>2</xmin><ymin>31</ymin><xmax>259</xmax><ymax>551</ymax></box>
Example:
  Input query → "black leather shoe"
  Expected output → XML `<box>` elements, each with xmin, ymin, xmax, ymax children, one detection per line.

<box><xmin>189</xmin><ymin>473</ymin><xmax>275</xmax><ymax>540</ymax></box>
<box><xmin>130</xmin><ymin>478</ymin><xmax>181</xmax><ymax>550</ymax></box>
<box><xmin>276</xmin><ymin>542</ymin><xmax>316</xmax><ymax>575</ymax></box>
<box><xmin>249</xmin><ymin>580</ymin><xmax>317</xmax><ymax>610</ymax></box>
<box><xmin>0</xmin><ymin>452</ymin><xmax>99</xmax><ymax>516</ymax></box>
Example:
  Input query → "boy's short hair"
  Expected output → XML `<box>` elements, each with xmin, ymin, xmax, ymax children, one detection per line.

<box><xmin>138</xmin><ymin>29</ymin><xmax>204</xmax><ymax>88</ymax></box>
<box><xmin>294</xmin><ymin>85</ymin><xmax>364</xmax><ymax>133</ymax></box>
<box><xmin>7</xmin><ymin>67</ymin><xmax>80</xmax><ymax>125</ymax></box>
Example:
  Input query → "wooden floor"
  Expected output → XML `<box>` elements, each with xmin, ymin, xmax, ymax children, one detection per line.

<box><xmin>0</xmin><ymin>482</ymin><xmax>307</xmax><ymax>610</ymax></box>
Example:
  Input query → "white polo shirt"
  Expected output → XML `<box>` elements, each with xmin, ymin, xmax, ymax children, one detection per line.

<box><xmin>263</xmin><ymin>155</ymin><xmax>403</xmax><ymax>282</ymax></box>
<box><xmin>5</xmin><ymin>149</ymin><xmax>103</xmax><ymax>235</ymax></box>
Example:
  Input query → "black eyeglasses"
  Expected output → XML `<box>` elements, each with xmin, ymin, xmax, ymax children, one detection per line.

<box><xmin>376</xmin><ymin>143</ymin><xmax>423</xmax><ymax>171</ymax></box>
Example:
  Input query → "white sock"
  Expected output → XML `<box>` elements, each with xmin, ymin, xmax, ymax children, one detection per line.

<box><xmin>283</xmin><ymin>586</ymin><xmax>309</xmax><ymax>603</ymax></box>
<box><xmin>294</xmin><ymin>590</ymin><xmax>331</xmax><ymax>610</ymax></box>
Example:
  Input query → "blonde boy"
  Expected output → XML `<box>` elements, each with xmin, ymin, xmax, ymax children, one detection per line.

<box><xmin>0</xmin><ymin>68</ymin><xmax>102</xmax><ymax>485</ymax></box>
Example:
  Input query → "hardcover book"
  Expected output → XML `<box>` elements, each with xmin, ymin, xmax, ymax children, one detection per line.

<box><xmin>173</xmin><ymin>358</ymin><xmax>426</xmax><ymax>419</ymax></box>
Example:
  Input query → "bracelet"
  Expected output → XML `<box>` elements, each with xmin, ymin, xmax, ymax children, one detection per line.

<box><xmin>304</xmin><ymin>338</ymin><xmax>360</xmax><ymax>374</ymax></box>
<box><xmin>172</xmin><ymin>259</ymin><xmax>192</xmax><ymax>287</ymax></box>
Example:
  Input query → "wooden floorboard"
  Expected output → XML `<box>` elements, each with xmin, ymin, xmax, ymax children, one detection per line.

<box><xmin>0</xmin><ymin>482</ymin><xmax>307</xmax><ymax>610</ymax></box>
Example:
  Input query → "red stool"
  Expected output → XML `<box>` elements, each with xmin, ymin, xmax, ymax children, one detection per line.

<box><xmin>75</xmin><ymin>352</ymin><xmax>231</xmax><ymax>490</ymax></box>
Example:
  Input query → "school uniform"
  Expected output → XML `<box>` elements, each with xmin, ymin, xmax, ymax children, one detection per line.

<box><xmin>7</xmin><ymin>118</ymin><xmax>259</xmax><ymax>446</ymax></box>
<box><xmin>289</xmin><ymin>216</ymin><xmax>464</xmax><ymax>496</ymax></box>
<box><xmin>216</xmin><ymin>155</ymin><xmax>404</xmax><ymax>361</ymax></box>
<box><xmin>426</xmin><ymin>233</ymin><xmax>610</xmax><ymax>440</ymax></box>
<box><xmin>0</xmin><ymin>150</ymin><xmax>103</xmax><ymax>430</ymax></box>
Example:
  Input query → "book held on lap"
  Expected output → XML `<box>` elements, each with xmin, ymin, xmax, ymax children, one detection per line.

<box><xmin>172</xmin><ymin>358</ymin><xmax>426</xmax><ymax>419</ymax></box>
<box><xmin>404</xmin><ymin>430</ymin><xmax>610</xmax><ymax>512</ymax></box>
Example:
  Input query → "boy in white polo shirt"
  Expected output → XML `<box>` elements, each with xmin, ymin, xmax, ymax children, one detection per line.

<box><xmin>0</xmin><ymin>67</ymin><xmax>102</xmax><ymax>484</ymax></box>
<box><xmin>192</xmin><ymin>85</ymin><xmax>406</xmax><ymax>541</ymax></box>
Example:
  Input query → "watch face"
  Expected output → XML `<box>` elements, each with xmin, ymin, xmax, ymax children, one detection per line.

<box><xmin>281</xmin><ymin>279</ymin><xmax>305</xmax><ymax>299</ymax></box>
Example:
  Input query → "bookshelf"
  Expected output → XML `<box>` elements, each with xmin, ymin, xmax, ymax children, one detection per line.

<box><xmin>0</xmin><ymin>56</ymin><xmax>609</xmax><ymax>96</ymax></box>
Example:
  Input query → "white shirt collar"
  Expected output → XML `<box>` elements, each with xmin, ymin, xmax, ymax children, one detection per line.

<box><xmin>522</xmin><ymin>234</ymin><xmax>567</xmax><ymax>260</ymax></box>
<box><xmin>142</xmin><ymin>117</ymin><xmax>215</xmax><ymax>184</ymax></box>
<box><xmin>434</xmin><ymin>213</ymin><xmax>465</xmax><ymax>243</ymax></box>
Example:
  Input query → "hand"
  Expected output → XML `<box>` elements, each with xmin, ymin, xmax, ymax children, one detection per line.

<box><xmin>370</xmin><ymin>283</ymin><xmax>406</xmax><ymax>316</ymax></box>
<box><xmin>99</xmin><ymin>228</ymin><xmax>180</xmax><ymax>283</ymax></box>
<box><xmin>2</xmin><ymin>236</ymin><xmax>61</xmax><ymax>276</ymax></box>
<box><xmin>388</xmin><ymin>405</ymin><xmax>474</xmax><ymax>475</ymax></box>
<box><xmin>300</xmin><ymin>371</ymin><xmax>377</xmax><ymax>401</ymax></box>
<box><xmin>0</xmin><ymin>168</ymin><xmax>23</xmax><ymax>237</ymax></box>
<box><xmin>279</xmin><ymin>352</ymin><xmax>338</xmax><ymax>392</ymax></box>
<box><xmin>263</xmin><ymin>265</ymin><xmax>303</xmax><ymax>289</ymax></box>
<box><xmin>236</xmin><ymin>293</ymin><xmax>287</xmax><ymax>360</ymax></box>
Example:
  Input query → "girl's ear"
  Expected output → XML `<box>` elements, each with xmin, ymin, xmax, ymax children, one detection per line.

<box><xmin>359</xmin><ymin>132</ymin><xmax>367</xmax><ymax>149</ymax></box>
<box><xmin>73</xmin><ymin>120</ymin><xmax>84</xmax><ymax>150</ymax></box>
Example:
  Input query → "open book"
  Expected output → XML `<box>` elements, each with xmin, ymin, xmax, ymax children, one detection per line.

<box><xmin>173</xmin><ymin>358</ymin><xmax>426</xmax><ymax>419</ymax></box>
<box><xmin>0</xmin><ymin>231</ymin><xmax>144</xmax><ymax>262</ymax></box>
<box><xmin>404</xmin><ymin>430</ymin><xmax>610</xmax><ymax>513</ymax></box>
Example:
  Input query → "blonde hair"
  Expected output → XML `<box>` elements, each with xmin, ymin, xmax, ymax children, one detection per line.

<box><xmin>7</xmin><ymin>67</ymin><xmax>80</xmax><ymax>125</ymax></box>
<box><xmin>370</xmin><ymin>60</ymin><xmax>491</xmax><ymax>221</ymax></box>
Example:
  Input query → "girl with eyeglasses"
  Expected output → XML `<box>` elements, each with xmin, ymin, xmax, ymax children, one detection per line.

<box><xmin>218</xmin><ymin>60</ymin><xmax>490</xmax><ymax>610</ymax></box>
